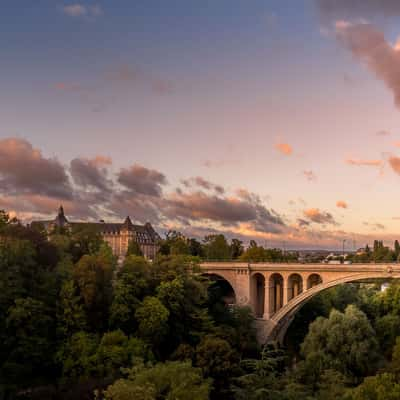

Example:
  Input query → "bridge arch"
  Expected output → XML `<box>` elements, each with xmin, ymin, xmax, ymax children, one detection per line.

<box><xmin>267</xmin><ymin>272</ymin><xmax>400</xmax><ymax>344</ymax></box>
<box><xmin>202</xmin><ymin>273</ymin><xmax>237</xmax><ymax>305</ymax></box>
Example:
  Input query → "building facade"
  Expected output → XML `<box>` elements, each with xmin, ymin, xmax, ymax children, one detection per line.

<box><xmin>34</xmin><ymin>206</ymin><xmax>160</xmax><ymax>260</ymax></box>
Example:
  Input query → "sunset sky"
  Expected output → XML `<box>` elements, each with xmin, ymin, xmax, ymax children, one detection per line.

<box><xmin>2</xmin><ymin>0</ymin><xmax>400</xmax><ymax>249</ymax></box>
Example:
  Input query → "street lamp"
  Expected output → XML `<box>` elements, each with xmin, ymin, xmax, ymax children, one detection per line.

<box><xmin>342</xmin><ymin>239</ymin><xmax>346</xmax><ymax>258</ymax></box>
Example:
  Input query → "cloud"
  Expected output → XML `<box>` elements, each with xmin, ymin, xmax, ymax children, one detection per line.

<box><xmin>201</xmin><ymin>158</ymin><xmax>240</xmax><ymax>168</ymax></box>
<box><xmin>70</xmin><ymin>156</ymin><xmax>113</xmax><ymax>193</ymax></box>
<box><xmin>363</xmin><ymin>221</ymin><xmax>386</xmax><ymax>230</ymax></box>
<box><xmin>336</xmin><ymin>200</ymin><xmax>348</xmax><ymax>209</ymax></box>
<box><xmin>346</xmin><ymin>158</ymin><xmax>383</xmax><ymax>167</ymax></box>
<box><xmin>163</xmin><ymin>189</ymin><xmax>285</xmax><ymax>234</ymax></box>
<box><xmin>335</xmin><ymin>21</ymin><xmax>400</xmax><ymax>109</ymax></box>
<box><xmin>316</xmin><ymin>0</ymin><xmax>400</xmax><ymax>21</ymax></box>
<box><xmin>377</xmin><ymin>130</ymin><xmax>391</xmax><ymax>136</ymax></box>
<box><xmin>297</xmin><ymin>218</ymin><xmax>311</xmax><ymax>227</ymax></box>
<box><xmin>62</xmin><ymin>4</ymin><xmax>103</xmax><ymax>18</ymax></box>
<box><xmin>117</xmin><ymin>164</ymin><xmax>167</xmax><ymax>197</ymax></box>
<box><xmin>303</xmin><ymin>208</ymin><xmax>338</xmax><ymax>225</ymax></box>
<box><xmin>303</xmin><ymin>170</ymin><xmax>317</xmax><ymax>181</ymax></box>
<box><xmin>388</xmin><ymin>156</ymin><xmax>400</xmax><ymax>174</ymax></box>
<box><xmin>0</xmin><ymin>137</ymin><xmax>72</xmax><ymax>199</ymax></box>
<box><xmin>5</xmin><ymin>138</ymin><xmax>400</xmax><ymax>249</ymax></box>
<box><xmin>106</xmin><ymin>64</ymin><xmax>174</xmax><ymax>95</ymax></box>
<box><xmin>181</xmin><ymin>176</ymin><xmax>225</xmax><ymax>194</ymax></box>
<box><xmin>275</xmin><ymin>143</ymin><xmax>293</xmax><ymax>155</ymax></box>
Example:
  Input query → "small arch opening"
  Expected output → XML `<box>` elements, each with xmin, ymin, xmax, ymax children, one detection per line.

<box><xmin>307</xmin><ymin>273</ymin><xmax>323</xmax><ymax>289</ymax></box>
<box><xmin>269</xmin><ymin>273</ymin><xmax>284</xmax><ymax>314</ymax></box>
<box><xmin>251</xmin><ymin>273</ymin><xmax>265</xmax><ymax>318</ymax></box>
<box><xmin>287</xmin><ymin>273</ymin><xmax>303</xmax><ymax>301</ymax></box>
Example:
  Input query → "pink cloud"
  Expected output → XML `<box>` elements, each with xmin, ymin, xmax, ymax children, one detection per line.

<box><xmin>303</xmin><ymin>170</ymin><xmax>317</xmax><ymax>181</ymax></box>
<box><xmin>336</xmin><ymin>22</ymin><xmax>400</xmax><ymax>109</ymax></box>
<box><xmin>275</xmin><ymin>143</ymin><xmax>293</xmax><ymax>155</ymax></box>
<box><xmin>346</xmin><ymin>158</ymin><xmax>382</xmax><ymax>167</ymax></box>
<box><xmin>303</xmin><ymin>208</ymin><xmax>337</xmax><ymax>225</ymax></box>
<box><xmin>336</xmin><ymin>200</ymin><xmax>348</xmax><ymax>209</ymax></box>
<box><xmin>388</xmin><ymin>156</ymin><xmax>400</xmax><ymax>175</ymax></box>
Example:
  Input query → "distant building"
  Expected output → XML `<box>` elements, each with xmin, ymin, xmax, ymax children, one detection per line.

<box><xmin>33</xmin><ymin>206</ymin><xmax>160</xmax><ymax>260</ymax></box>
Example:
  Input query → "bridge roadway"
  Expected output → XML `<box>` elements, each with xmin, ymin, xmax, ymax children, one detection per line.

<box><xmin>199</xmin><ymin>262</ymin><xmax>400</xmax><ymax>343</ymax></box>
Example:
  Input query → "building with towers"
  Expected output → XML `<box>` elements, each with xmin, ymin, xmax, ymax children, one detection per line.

<box><xmin>33</xmin><ymin>206</ymin><xmax>160</xmax><ymax>260</ymax></box>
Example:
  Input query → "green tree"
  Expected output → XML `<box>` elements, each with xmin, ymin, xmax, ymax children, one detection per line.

<box><xmin>240</xmin><ymin>245</ymin><xmax>266</xmax><ymax>262</ymax></box>
<box><xmin>233</xmin><ymin>344</ymin><xmax>287</xmax><ymax>400</ymax></box>
<box><xmin>300</xmin><ymin>305</ymin><xmax>380</xmax><ymax>382</ymax></box>
<box><xmin>347</xmin><ymin>373</ymin><xmax>400</xmax><ymax>400</ymax></box>
<box><xmin>110</xmin><ymin>256</ymin><xmax>151</xmax><ymax>333</ymax></box>
<box><xmin>69</xmin><ymin>224</ymin><xmax>104</xmax><ymax>262</ymax></box>
<box><xmin>57</xmin><ymin>331</ymin><xmax>99</xmax><ymax>383</ymax></box>
<box><xmin>375</xmin><ymin>314</ymin><xmax>400</xmax><ymax>357</ymax></box>
<box><xmin>135</xmin><ymin>297</ymin><xmax>170</xmax><ymax>347</ymax></box>
<box><xmin>195</xmin><ymin>335</ymin><xmax>239</xmax><ymax>396</ymax></box>
<box><xmin>126</xmin><ymin>239</ymin><xmax>143</xmax><ymax>257</ymax></box>
<box><xmin>188</xmin><ymin>238</ymin><xmax>204</xmax><ymax>257</ymax></box>
<box><xmin>395</xmin><ymin>240</ymin><xmax>400</xmax><ymax>259</ymax></box>
<box><xmin>203</xmin><ymin>234</ymin><xmax>231</xmax><ymax>260</ymax></box>
<box><xmin>103</xmin><ymin>361</ymin><xmax>211</xmax><ymax>400</ymax></box>
<box><xmin>73</xmin><ymin>252</ymin><xmax>114</xmax><ymax>331</ymax></box>
<box><xmin>389</xmin><ymin>336</ymin><xmax>400</xmax><ymax>377</ymax></box>
<box><xmin>230</xmin><ymin>239</ymin><xmax>244</xmax><ymax>259</ymax></box>
<box><xmin>156</xmin><ymin>275</ymin><xmax>212</xmax><ymax>356</ymax></box>
<box><xmin>95</xmin><ymin>330</ymin><xmax>139</xmax><ymax>380</ymax></box>
<box><xmin>2</xmin><ymin>298</ymin><xmax>55</xmax><ymax>383</ymax></box>
<box><xmin>57</xmin><ymin>279</ymin><xmax>87</xmax><ymax>338</ymax></box>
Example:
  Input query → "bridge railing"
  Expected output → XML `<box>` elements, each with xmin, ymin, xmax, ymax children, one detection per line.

<box><xmin>200</xmin><ymin>259</ymin><xmax>400</xmax><ymax>264</ymax></box>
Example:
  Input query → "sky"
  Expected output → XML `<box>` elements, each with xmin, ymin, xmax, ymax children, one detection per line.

<box><xmin>2</xmin><ymin>0</ymin><xmax>400</xmax><ymax>250</ymax></box>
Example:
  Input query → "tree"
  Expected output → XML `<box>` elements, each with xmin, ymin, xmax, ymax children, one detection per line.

<box><xmin>103</xmin><ymin>361</ymin><xmax>211</xmax><ymax>400</ymax></box>
<box><xmin>240</xmin><ymin>245</ymin><xmax>266</xmax><ymax>262</ymax></box>
<box><xmin>203</xmin><ymin>235</ymin><xmax>231</xmax><ymax>260</ymax></box>
<box><xmin>389</xmin><ymin>336</ymin><xmax>400</xmax><ymax>377</ymax></box>
<box><xmin>73</xmin><ymin>252</ymin><xmax>114</xmax><ymax>331</ymax></box>
<box><xmin>2</xmin><ymin>298</ymin><xmax>55</xmax><ymax>390</ymax></box>
<box><xmin>300</xmin><ymin>305</ymin><xmax>380</xmax><ymax>381</ymax></box>
<box><xmin>188</xmin><ymin>238</ymin><xmax>204</xmax><ymax>257</ymax></box>
<box><xmin>95</xmin><ymin>330</ymin><xmax>138</xmax><ymax>380</ymax></box>
<box><xmin>57</xmin><ymin>279</ymin><xmax>87</xmax><ymax>338</ymax></box>
<box><xmin>158</xmin><ymin>231</ymin><xmax>190</xmax><ymax>256</ymax></box>
<box><xmin>57</xmin><ymin>331</ymin><xmax>99</xmax><ymax>383</ymax></box>
<box><xmin>395</xmin><ymin>240</ymin><xmax>400</xmax><ymax>259</ymax></box>
<box><xmin>347</xmin><ymin>373</ymin><xmax>400</xmax><ymax>400</ymax></box>
<box><xmin>156</xmin><ymin>275</ymin><xmax>212</xmax><ymax>356</ymax></box>
<box><xmin>126</xmin><ymin>239</ymin><xmax>143</xmax><ymax>257</ymax></box>
<box><xmin>69</xmin><ymin>224</ymin><xmax>104</xmax><ymax>263</ymax></box>
<box><xmin>135</xmin><ymin>297</ymin><xmax>169</xmax><ymax>347</ymax></box>
<box><xmin>110</xmin><ymin>256</ymin><xmax>152</xmax><ymax>333</ymax></box>
<box><xmin>375</xmin><ymin>314</ymin><xmax>400</xmax><ymax>357</ymax></box>
<box><xmin>230</xmin><ymin>239</ymin><xmax>244</xmax><ymax>259</ymax></box>
<box><xmin>232</xmin><ymin>344</ymin><xmax>287</xmax><ymax>400</ymax></box>
<box><xmin>195</xmin><ymin>335</ymin><xmax>239</xmax><ymax>395</ymax></box>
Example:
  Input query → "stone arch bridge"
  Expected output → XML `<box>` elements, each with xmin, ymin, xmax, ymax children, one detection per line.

<box><xmin>200</xmin><ymin>262</ymin><xmax>400</xmax><ymax>344</ymax></box>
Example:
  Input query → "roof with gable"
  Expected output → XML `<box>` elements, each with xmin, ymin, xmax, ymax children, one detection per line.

<box><xmin>31</xmin><ymin>207</ymin><xmax>161</xmax><ymax>244</ymax></box>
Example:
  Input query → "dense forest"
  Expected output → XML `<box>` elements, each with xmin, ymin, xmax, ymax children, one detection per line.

<box><xmin>2</xmin><ymin>210</ymin><xmax>400</xmax><ymax>400</ymax></box>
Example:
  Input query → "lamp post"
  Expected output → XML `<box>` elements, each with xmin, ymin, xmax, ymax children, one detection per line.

<box><xmin>342</xmin><ymin>239</ymin><xmax>346</xmax><ymax>258</ymax></box>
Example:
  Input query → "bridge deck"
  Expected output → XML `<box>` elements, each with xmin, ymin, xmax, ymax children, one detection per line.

<box><xmin>200</xmin><ymin>262</ymin><xmax>400</xmax><ymax>273</ymax></box>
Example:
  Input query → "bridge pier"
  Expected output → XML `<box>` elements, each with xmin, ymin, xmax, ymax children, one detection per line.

<box><xmin>263</xmin><ymin>279</ymin><xmax>271</xmax><ymax>319</ymax></box>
